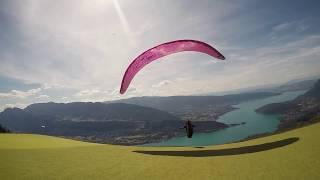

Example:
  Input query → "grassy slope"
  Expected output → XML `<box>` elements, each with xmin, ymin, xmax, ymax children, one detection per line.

<box><xmin>1</xmin><ymin>123</ymin><xmax>320</xmax><ymax>180</ymax></box>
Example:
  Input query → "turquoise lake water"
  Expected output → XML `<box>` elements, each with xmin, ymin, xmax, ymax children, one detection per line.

<box><xmin>145</xmin><ymin>90</ymin><xmax>305</xmax><ymax>147</ymax></box>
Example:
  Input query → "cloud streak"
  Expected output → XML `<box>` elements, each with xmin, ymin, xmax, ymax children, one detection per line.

<box><xmin>0</xmin><ymin>88</ymin><xmax>41</xmax><ymax>99</ymax></box>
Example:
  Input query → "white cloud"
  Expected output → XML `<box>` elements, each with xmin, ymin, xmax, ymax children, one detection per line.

<box><xmin>272</xmin><ymin>21</ymin><xmax>309</xmax><ymax>33</ymax></box>
<box><xmin>42</xmin><ymin>83</ymin><xmax>65</xmax><ymax>90</ymax></box>
<box><xmin>74</xmin><ymin>89</ymin><xmax>101</xmax><ymax>97</ymax></box>
<box><xmin>0</xmin><ymin>88</ymin><xmax>41</xmax><ymax>99</ymax></box>
<box><xmin>73</xmin><ymin>89</ymin><xmax>115</xmax><ymax>102</ymax></box>
<box><xmin>272</xmin><ymin>22</ymin><xmax>292</xmax><ymax>32</ymax></box>
<box><xmin>270</xmin><ymin>21</ymin><xmax>310</xmax><ymax>43</ymax></box>
<box><xmin>1</xmin><ymin>103</ymin><xmax>28</xmax><ymax>111</ymax></box>
<box><xmin>36</xmin><ymin>94</ymin><xmax>50</xmax><ymax>99</ymax></box>
<box><xmin>152</xmin><ymin>80</ymin><xmax>172</xmax><ymax>88</ymax></box>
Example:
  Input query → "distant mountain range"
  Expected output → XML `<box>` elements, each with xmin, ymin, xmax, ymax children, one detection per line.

<box><xmin>256</xmin><ymin>79</ymin><xmax>320</xmax><ymax>130</ymax></box>
<box><xmin>0</xmin><ymin>102</ymin><xmax>177</xmax><ymax>132</ymax></box>
<box><xmin>0</xmin><ymin>102</ymin><xmax>228</xmax><ymax>145</ymax></box>
<box><xmin>109</xmin><ymin>92</ymin><xmax>279</xmax><ymax>113</ymax></box>
<box><xmin>206</xmin><ymin>78</ymin><xmax>318</xmax><ymax>96</ymax></box>
<box><xmin>108</xmin><ymin>92</ymin><xmax>279</xmax><ymax>122</ymax></box>
<box><xmin>0</xmin><ymin>92</ymin><xmax>279</xmax><ymax>145</ymax></box>
<box><xmin>1</xmin><ymin>78</ymin><xmax>315</xmax><ymax>145</ymax></box>
<box><xmin>24</xmin><ymin>102</ymin><xmax>179</xmax><ymax>122</ymax></box>
<box><xmin>274</xmin><ymin>79</ymin><xmax>318</xmax><ymax>93</ymax></box>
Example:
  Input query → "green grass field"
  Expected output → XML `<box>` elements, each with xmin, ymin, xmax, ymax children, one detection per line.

<box><xmin>1</xmin><ymin>123</ymin><xmax>320</xmax><ymax>180</ymax></box>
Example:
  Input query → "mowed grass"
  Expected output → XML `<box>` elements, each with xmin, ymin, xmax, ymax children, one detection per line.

<box><xmin>1</xmin><ymin>123</ymin><xmax>320</xmax><ymax>180</ymax></box>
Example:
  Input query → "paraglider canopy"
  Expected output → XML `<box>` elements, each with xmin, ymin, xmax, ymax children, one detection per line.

<box><xmin>120</xmin><ymin>40</ymin><xmax>225</xmax><ymax>94</ymax></box>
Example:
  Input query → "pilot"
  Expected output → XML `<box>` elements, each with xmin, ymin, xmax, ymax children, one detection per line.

<box><xmin>184</xmin><ymin>120</ymin><xmax>195</xmax><ymax>138</ymax></box>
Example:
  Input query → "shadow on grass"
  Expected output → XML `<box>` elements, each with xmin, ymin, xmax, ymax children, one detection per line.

<box><xmin>194</xmin><ymin>146</ymin><xmax>205</xmax><ymax>149</ymax></box>
<box><xmin>133</xmin><ymin>137</ymin><xmax>299</xmax><ymax>157</ymax></box>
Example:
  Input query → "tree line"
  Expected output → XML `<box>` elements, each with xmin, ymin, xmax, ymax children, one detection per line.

<box><xmin>0</xmin><ymin>124</ymin><xmax>10</xmax><ymax>133</ymax></box>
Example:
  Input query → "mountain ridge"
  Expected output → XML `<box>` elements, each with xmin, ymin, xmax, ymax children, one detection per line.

<box><xmin>256</xmin><ymin>79</ymin><xmax>320</xmax><ymax>130</ymax></box>
<box><xmin>0</xmin><ymin>102</ymin><xmax>227</xmax><ymax>145</ymax></box>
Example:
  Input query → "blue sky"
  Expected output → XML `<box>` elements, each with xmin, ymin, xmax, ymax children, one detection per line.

<box><xmin>1</xmin><ymin>0</ymin><xmax>320</xmax><ymax>111</ymax></box>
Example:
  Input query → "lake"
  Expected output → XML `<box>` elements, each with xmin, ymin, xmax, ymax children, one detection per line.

<box><xmin>145</xmin><ymin>90</ymin><xmax>305</xmax><ymax>147</ymax></box>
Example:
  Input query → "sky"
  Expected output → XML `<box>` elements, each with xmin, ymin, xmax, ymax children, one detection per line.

<box><xmin>0</xmin><ymin>0</ymin><xmax>320</xmax><ymax>111</ymax></box>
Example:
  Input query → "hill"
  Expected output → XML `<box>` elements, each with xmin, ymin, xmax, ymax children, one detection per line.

<box><xmin>204</xmin><ymin>78</ymin><xmax>317</xmax><ymax>96</ymax></box>
<box><xmin>1</xmin><ymin>121</ymin><xmax>320</xmax><ymax>180</ymax></box>
<box><xmin>256</xmin><ymin>79</ymin><xmax>320</xmax><ymax>130</ymax></box>
<box><xmin>275</xmin><ymin>79</ymin><xmax>317</xmax><ymax>93</ymax></box>
<box><xmin>109</xmin><ymin>92</ymin><xmax>279</xmax><ymax>121</ymax></box>
<box><xmin>0</xmin><ymin>102</ymin><xmax>226</xmax><ymax>145</ymax></box>
<box><xmin>1</xmin><ymin>92</ymin><xmax>278</xmax><ymax>145</ymax></box>
<box><xmin>110</xmin><ymin>92</ymin><xmax>278</xmax><ymax>112</ymax></box>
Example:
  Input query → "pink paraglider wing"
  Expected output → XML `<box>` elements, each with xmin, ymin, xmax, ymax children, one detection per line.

<box><xmin>120</xmin><ymin>40</ymin><xmax>225</xmax><ymax>94</ymax></box>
